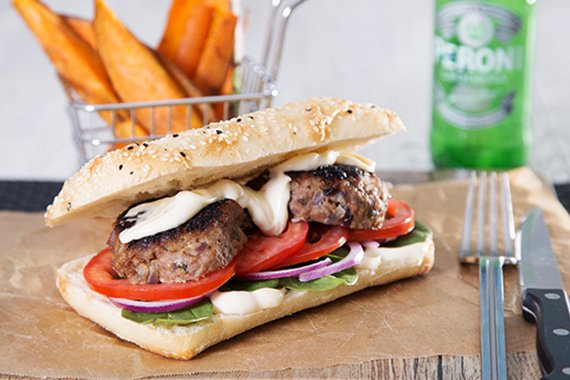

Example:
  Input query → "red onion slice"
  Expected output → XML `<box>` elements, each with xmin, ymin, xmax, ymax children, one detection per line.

<box><xmin>109</xmin><ymin>291</ymin><xmax>213</xmax><ymax>313</ymax></box>
<box><xmin>237</xmin><ymin>258</ymin><xmax>333</xmax><ymax>281</ymax></box>
<box><xmin>299</xmin><ymin>242</ymin><xmax>364</xmax><ymax>282</ymax></box>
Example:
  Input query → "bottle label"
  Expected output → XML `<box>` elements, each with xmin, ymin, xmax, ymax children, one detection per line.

<box><xmin>434</xmin><ymin>2</ymin><xmax>524</xmax><ymax>129</ymax></box>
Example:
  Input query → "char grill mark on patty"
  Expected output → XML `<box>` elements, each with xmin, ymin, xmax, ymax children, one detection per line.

<box><xmin>287</xmin><ymin>165</ymin><xmax>389</xmax><ymax>230</ymax></box>
<box><xmin>108</xmin><ymin>199</ymin><xmax>250</xmax><ymax>284</ymax></box>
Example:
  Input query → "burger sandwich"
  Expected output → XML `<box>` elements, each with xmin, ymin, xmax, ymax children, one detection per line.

<box><xmin>48</xmin><ymin>97</ymin><xmax>435</xmax><ymax>359</ymax></box>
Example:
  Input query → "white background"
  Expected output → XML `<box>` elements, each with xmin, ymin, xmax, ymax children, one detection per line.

<box><xmin>1</xmin><ymin>0</ymin><xmax>569</xmax><ymax>182</ymax></box>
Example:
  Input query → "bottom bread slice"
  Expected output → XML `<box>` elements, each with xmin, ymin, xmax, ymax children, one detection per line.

<box><xmin>56</xmin><ymin>238</ymin><xmax>434</xmax><ymax>360</ymax></box>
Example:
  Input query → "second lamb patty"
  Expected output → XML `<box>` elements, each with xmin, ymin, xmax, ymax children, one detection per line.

<box><xmin>287</xmin><ymin>165</ymin><xmax>389</xmax><ymax>230</ymax></box>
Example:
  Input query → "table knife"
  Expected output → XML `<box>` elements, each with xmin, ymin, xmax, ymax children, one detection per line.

<box><xmin>519</xmin><ymin>208</ymin><xmax>570</xmax><ymax>378</ymax></box>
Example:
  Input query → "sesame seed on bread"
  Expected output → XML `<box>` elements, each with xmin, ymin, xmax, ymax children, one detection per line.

<box><xmin>45</xmin><ymin>97</ymin><xmax>405</xmax><ymax>226</ymax></box>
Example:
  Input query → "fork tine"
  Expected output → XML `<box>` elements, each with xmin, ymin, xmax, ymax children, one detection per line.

<box><xmin>500</xmin><ymin>173</ymin><xmax>517</xmax><ymax>262</ymax></box>
<box><xmin>460</xmin><ymin>171</ymin><xmax>477</xmax><ymax>261</ymax></box>
<box><xmin>489</xmin><ymin>172</ymin><xmax>498</xmax><ymax>257</ymax></box>
<box><xmin>477</xmin><ymin>172</ymin><xmax>487</xmax><ymax>257</ymax></box>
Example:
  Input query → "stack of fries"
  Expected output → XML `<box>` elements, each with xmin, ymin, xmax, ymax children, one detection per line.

<box><xmin>14</xmin><ymin>0</ymin><xmax>237</xmax><ymax>144</ymax></box>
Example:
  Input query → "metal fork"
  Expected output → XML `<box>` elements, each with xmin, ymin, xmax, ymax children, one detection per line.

<box><xmin>460</xmin><ymin>171</ymin><xmax>517</xmax><ymax>380</ymax></box>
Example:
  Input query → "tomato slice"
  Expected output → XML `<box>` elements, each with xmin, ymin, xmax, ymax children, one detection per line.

<box><xmin>272</xmin><ymin>225</ymin><xmax>348</xmax><ymax>269</ymax></box>
<box><xmin>347</xmin><ymin>200</ymin><xmax>415</xmax><ymax>242</ymax></box>
<box><xmin>83</xmin><ymin>248</ymin><xmax>236</xmax><ymax>301</ymax></box>
<box><xmin>236</xmin><ymin>221</ymin><xmax>308</xmax><ymax>275</ymax></box>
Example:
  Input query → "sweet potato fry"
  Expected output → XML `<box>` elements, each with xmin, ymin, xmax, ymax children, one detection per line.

<box><xmin>61</xmin><ymin>15</ymin><xmax>97</xmax><ymax>52</ymax></box>
<box><xmin>192</xmin><ymin>9</ymin><xmax>237</xmax><ymax>95</ymax></box>
<box><xmin>111</xmin><ymin>119</ymin><xmax>149</xmax><ymax>149</ymax></box>
<box><xmin>173</xmin><ymin>4</ymin><xmax>213</xmax><ymax>79</ymax></box>
<box><xmin>94</xmin><ymin>0</ymin><xmax>196</xmax><ymax>134</ymax></box>
<box><xmin>214</xmin><ymin>65</ymin><xmax>234</xmax><ymax>119</ymax></box>
<box><xmin>206</xmin><ymin>0</ymin><xmax>231</xmax><ymax>11</ymax></box>
<box><xmin>221</xmin><ymin>64</ymin><xmax>234</xmax><ymax>95</ymax></box>
<box><xmin>159</xmin><ymin>0</ymin><xmax>230</xmax><ymax>56</ymax></box>
<box><xmin>13</xmin><ymin>0</ymin><xmax>119</xmax><ymax>117</ymax></box>
<box><xmin>158</xmin><ymin>0</ymin><xmax>203</xmax><ymax>59</ymax></box>
<box><xmin>156</xmin><ymin>51</ymin><xmax>216</xmax><ymax>127</ymax></box>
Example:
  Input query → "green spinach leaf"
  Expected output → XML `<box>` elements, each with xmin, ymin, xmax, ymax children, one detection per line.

<box><xmin>279</xmin><ymin>266</ymin><xmax>358</xmax><ymax>291</ymax></box>
<box><xmin>122</xmin><ymin>299</ymin><xmax>213</xmax><ymax>326</ymax></box>
<box><xmin>384</xmin><ymin>221</ymin><xmax>432</xmax><ymax>248</ymax></box>
<box><xmin>220</xmin><ymin>278</ymin><xmax>280</xmax><ymax>292</ymax></box>
<box><xmin>279</xmin><ymin>275</ymin><xmax>345</xmax><ymax>292</ymax></box>
<box><xmin>334</xmin><ymin>266</ymin><xmax>358</xmax><ymax>286</ymax></box>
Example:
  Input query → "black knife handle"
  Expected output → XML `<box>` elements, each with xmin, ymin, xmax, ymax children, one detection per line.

<box><xmin>522</xmin><ymin>288</ymin><xmax>570</xmax><ymax>379</ymax></box>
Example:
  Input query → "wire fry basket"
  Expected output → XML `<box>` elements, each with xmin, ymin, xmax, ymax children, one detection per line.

<box><xmin>63</xmin><ymin>0</ymin><xmax>308</xmax><ymax>164</ymax></box>
<box><xmin>64</xmin><ymin>58</ymin><xmax>277</xmax><ymax>162</ymax></box>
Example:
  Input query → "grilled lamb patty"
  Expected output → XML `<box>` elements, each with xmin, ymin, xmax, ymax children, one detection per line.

<box><xmin>287</xmin><ymin>165</ymin><xmax>389</xmax><ymax>230</ymax></box>
<box><xmin>109</xmin><ymin>199</ymin><xmax>250</xmax><ymax>284</ymax></box>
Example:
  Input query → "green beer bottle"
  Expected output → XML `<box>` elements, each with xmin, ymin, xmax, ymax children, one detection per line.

<box><xmin>431</xmin><ymin>0</ymin><xmax>536</xmax><ymax>169</ymax></box>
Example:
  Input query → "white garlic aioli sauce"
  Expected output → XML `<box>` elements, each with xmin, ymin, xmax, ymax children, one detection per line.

<box><xmin>210</xmin><ymin>288</ymin><xmax>286</xmax><ymax>315</ymax></box>
<box><xmin>334</xmin><ymin>151</ymin><xmax>375</xmax><ymax>173</ymax></box>
<box><xmin>119</xmin><ymin>150</ymin><xmax>375</xmax><ymax>243</ymax></box>
<box><xmin>356</xmin><ymin>241</ymin><xmax>433</xmax><ymax>273</ymax></box>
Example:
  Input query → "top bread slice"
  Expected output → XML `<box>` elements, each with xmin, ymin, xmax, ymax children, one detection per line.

<box><xmin>45</xmin><ymin>97</ymin><xmax>405</xmax><ymax>226</ymax></box>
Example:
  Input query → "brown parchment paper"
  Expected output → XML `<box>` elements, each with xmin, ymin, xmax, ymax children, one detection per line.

<box><xmin>1</xmin><ymin>167</ymin><xmax>569</xmax><ymax>379</ymax></box>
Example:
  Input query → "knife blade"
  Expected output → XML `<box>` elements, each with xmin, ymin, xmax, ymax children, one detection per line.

<box><xmin>519</xmin><ymin>208</ymin><xmax>570</xmax><ymax>378</ymax></box>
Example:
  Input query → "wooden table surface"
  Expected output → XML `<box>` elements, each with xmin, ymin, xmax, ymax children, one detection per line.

<box><xmin>0</xmin><ymin>354</ymin><xmax>539</xmax><ymax>380</ymax></box>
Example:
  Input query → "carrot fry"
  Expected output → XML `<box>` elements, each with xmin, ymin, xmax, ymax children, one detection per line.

<box><xmin>192</xmin><ymin>9</ymin><xmax>237</xmax><ymax>95</ymax></box>
<box><xmin>94</xmin><ymin>0</ymin><xmax>195</xmax><ymax>134</ymax></box>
